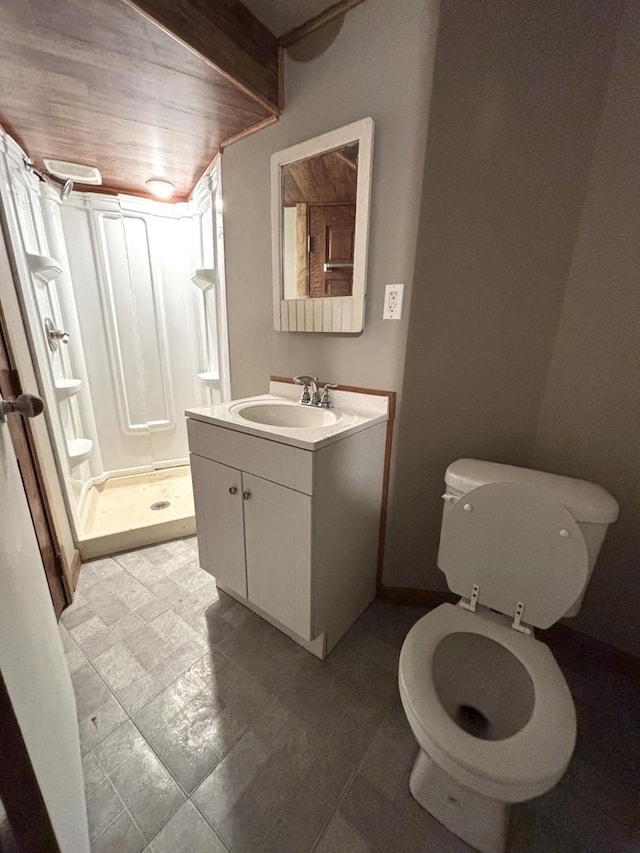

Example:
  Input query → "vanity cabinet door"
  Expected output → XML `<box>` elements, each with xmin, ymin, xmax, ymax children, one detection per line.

<box><xmin>190</xmin><ymin>454</ymin><xmax>247</xmax><ymax>599</ymax></box>
<box><xmin>242</xmin><ymin>473</ymin><xmax>312</xmax><ymax>640</ymax></box>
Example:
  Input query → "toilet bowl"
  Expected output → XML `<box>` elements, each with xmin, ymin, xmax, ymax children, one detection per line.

<box><xmin>398</xmin><ymin>460</ymin><xmax>618</xmax><ymax>853</ymax></box>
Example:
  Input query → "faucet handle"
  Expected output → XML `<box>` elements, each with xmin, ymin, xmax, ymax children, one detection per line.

<box><xmin>319</xmin><ymin>383</ymin><xmax>338</xmax><ymax>408</ymax></box>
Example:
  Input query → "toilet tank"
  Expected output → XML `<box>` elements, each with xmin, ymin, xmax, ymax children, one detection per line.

<box><xmin>441</xmin><ymin>459</ymin><xmax>619</xmax><ymax>616</ymax></box>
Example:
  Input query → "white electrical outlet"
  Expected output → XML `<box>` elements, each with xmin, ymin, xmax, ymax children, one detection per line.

<box><xmin>383</xmin><ymin>283</ymin><xmax>404</xmax><ymax>320</ymax></box>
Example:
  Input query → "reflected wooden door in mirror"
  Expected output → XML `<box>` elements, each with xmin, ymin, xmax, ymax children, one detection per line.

<box><xmin>272</xmin><ymin>119</ymin><xmax>374</xmax><ymax>333</ymax></box>
<box><xmin>282</xmin><ymin>143</ymin><xmax>358</xmax><ymax>298</ymax></box>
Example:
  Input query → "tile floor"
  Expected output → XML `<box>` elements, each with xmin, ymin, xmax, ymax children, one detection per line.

<box><xmin>59</xmin><ymin>538</ymin><xmax>640</xmax><ymax>852</ymax></box>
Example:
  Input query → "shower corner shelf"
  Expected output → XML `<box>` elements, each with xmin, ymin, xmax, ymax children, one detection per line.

<box><xmin>54</xmin><ymin>377</ymin><xmax>83</xmax><ymax>400</ymax></box>
<box><xmin>67</xmin><ymin>437</ymin><xmax>93</xmax><ymax>468</ymax></box>
<box><xmin>191</xmin><ymin>268</ymin><xmax>215</xmax><ymax>291</ymax></box>
<box><xmin>26</xmin><ymin>253</ymin><xmax>63</xmax><ymax>283</ymax></box>
<box><xmin>197</xmin><ymin>371</ymin><xmax>219</xmax><ymax>385</ymax></box>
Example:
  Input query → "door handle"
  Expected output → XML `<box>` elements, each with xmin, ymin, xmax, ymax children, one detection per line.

<box><xmin>0</xmin><ymin>393</ymin><xmax>45</xmax><ymax>423</ymax></box>
<box><xmin>242</xmin><ymin>490</ymin><xmax>252</xmax><ymax>501</ymax></box>
<box><xmin>228</xmin><ymin>486</ymin><xmax>238</xmax><ymax>495</ymax></box>
<box><xmin>323</xmin><ymin>262</ymin><xmax>354</xmax><ymax>272</ymax></box>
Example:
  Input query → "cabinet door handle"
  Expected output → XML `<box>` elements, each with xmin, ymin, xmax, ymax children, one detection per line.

<box><xmin>242</xmin><ymin>490</ymin><xmax>252</xmax><ymax>500</ymax></box>
<box><xmin>228</xmin><ymin>486</ymin><xmax>238</xmax><ymax>495</ymax></box>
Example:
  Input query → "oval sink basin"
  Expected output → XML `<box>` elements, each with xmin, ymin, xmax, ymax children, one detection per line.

<box><xmin>234</xmin><ymin>402</ymin><xmax>339</xmax><ymax>428</ymax></box>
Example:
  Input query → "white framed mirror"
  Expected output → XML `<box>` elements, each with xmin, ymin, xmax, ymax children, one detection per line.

<box><xmin>271</xmin><ymin>117</ymin><xmax>374</xmax><ymax>333</ymax></box>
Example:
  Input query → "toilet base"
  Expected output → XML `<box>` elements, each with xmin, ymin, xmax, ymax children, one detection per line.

<box><xmin>409</xmin><ymin>749</ymin><xmax>509</xmax><ymax>853</ymax></box>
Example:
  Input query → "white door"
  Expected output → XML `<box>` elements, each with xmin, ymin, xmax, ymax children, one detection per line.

<box><xmin>191</xmin><ymin>454</ymin><xmax>247</xmax><ymax>598</ymax></box>
<box><xmin>243</xmin><ymin>473</ymin><xmax>312</xmax><ymax>639</ymax></box>
<box><xmin>0</xmin><ymin>399</ymin><xmax>89</xmax><ymax>852</ymax></box>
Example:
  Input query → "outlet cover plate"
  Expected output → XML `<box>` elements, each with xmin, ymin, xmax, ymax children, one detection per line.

<box><xmin>383</xmin><ymin>283</ymin><xmax>404</xmax><ymax>320</ymax></box>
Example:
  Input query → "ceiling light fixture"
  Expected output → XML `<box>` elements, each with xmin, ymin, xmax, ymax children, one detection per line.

<box><xmin>145</xmin><ymin>178</ymin><xmax>176</xmax><ymax>199</ymax></box>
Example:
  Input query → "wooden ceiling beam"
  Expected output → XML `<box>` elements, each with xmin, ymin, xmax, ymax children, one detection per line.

<box><xmin>279</xmin><ymin>0</ymin><xmax>367</xmax><ymax>48</ymax></box>
<box><xmin>121</xmin><ymin>0</ymin><xmax>281</xmax><ymax>113</ymax></box>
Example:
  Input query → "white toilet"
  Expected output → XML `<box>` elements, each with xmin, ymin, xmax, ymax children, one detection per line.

<box><xmin>398</xmin><ymin>459</ymin><xmax>619</xmax><ymax>853</ymax></box>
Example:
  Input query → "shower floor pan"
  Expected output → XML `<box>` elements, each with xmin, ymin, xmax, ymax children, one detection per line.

<box><xmin>77</xmin><ymin>466</ymin><xmax>195</xmax><ymax>559</ymax></box>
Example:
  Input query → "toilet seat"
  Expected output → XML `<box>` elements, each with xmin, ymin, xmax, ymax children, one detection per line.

<box><xmin>438</xmin><ymin>483</ymin><xmax>589</xmax><ymax>628</ymax></box>
<box><xmin>398</xmin><ymin>604</ymin><xmax>576</xmax><ymax>802</ymax></box>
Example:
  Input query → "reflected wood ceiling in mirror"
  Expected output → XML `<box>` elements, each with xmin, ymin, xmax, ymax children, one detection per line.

<box><xmin>283</xmin><ymin>148</ymin><xmax>357</xmax><ymax>205</ymax></box>
<box><xmin>0</xmin><ymin>0</ymin><xmax>279</xmax><ymax>200</ymax></box>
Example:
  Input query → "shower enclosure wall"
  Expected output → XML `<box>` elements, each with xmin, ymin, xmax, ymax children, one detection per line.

<box><xmin>0</xmin><ymin>130</ymin><xmax>230</xmax><ymax>557</ymax></box>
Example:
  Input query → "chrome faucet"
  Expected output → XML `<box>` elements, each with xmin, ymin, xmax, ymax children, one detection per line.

<box><xmin>293</xmin><ymin>376</ymin><xmax>337</xmax><ymax>408</ymax></box>
<box><xmin>293</xmin><ymin>375</ymin><xmax>319</xmax><ymax>406</ymax></box>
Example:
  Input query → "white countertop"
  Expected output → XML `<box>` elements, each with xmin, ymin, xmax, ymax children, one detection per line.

<box><xmin>185</xmin><ymin>381</ymin><xmax>390</xmax><ymax>450</ymax></box>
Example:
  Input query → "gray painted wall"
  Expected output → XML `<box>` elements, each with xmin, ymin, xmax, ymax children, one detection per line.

<box><xmin>223</xmin><ymin>0</ymin><xmax>637</xmax><ymax>655</ymax></box>
<box><xmin>384</xmin><ymin>0</ymin><xmax>620</xmax><ymax>592</ymax></box>
<box><xmin>221</xmin><ymin>0</ymin><xmax>439</xmax><ymax>400</ymax></box>
<box><xmin>532</xmin><ymin>0</ymin><xmax>640</xmax><ymax>657</ymax></box>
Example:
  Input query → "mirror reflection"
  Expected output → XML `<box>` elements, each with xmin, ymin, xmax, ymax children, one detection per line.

<box><xmin>281</xmin><ymin>142</ymin><xmax>358</xmax><ymax>299</ymax></box>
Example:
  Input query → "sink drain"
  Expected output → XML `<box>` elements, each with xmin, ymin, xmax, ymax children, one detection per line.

<box><xmin>150</xmin><ymin>501</ymin><xmax>171</xmax><ymax>511</ymax></box>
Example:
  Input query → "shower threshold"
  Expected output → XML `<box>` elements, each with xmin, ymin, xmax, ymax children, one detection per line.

<box><xmin>77</xmin><ymin>466</ymin><xmax>195</xmax><ymax>560</ymax></box>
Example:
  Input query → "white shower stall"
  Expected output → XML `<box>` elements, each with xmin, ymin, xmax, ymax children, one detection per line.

<box><xmin>0</xmin><ymin>130</ymin><xmax>230</xmax><ymax>557</ymax></box>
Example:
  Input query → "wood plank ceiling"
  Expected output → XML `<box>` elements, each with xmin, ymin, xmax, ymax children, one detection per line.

<box><xmin>0</xmin><ymin>0</ymin><xmax>280</xmax><ymax>199</ymax></box>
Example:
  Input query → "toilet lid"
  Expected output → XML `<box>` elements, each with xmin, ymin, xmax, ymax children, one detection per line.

<box><xmin>438</xmin><ymin>483</ymin><xmax>589</xmax><ymax>628</ymax></box>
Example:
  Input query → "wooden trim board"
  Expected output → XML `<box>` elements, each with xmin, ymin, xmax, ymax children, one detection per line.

<box><xmin>279</xmin><ymin>0</ymin><xmax>367</xmax><ymax>47</ymax></box>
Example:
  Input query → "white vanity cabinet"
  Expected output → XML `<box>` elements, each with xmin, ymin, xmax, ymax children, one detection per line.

<box><xmin>186</xmin><ymin>408</ymin><xmax>387</xmax><ymax>658</ymax></box>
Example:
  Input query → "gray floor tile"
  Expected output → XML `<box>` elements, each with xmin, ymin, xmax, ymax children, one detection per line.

<box><xmin>326</xmin><ymin>711</ymin><xmax>380</xmax><ymax>767</ymax></box>
<box><xmin>314</xmin><ymin>813</ymin><xmax>372</xmax><ymax>853</ymax></box>
<box><xmin>76</xmin><ymin>565</ymin><xmax>100</xmax><ymax>592</ymax></box>
<box><xmin>305</xmin><ymin>746</ymin><xmax>354</xmax><ymax>807</ymax></box>
<box><xmin>134</xmin><ymin>670</ymin><xmax>226</xmax><ymax>793</ymax></box>
<box><xmin>92</xmin><ymin>809</ymin><xmax>145</xmax><ymax>853</ymax></box>
<box><xmin>123</xmin><ymin>624</ymin><xmax>173</xmax><ymax>670</ymax></box>
<box><xmin>86</xmin><ymin>776</ymin><xmax>124</xmax><ymax>840</ymax></box>
<box><xmin>220</xmin><ymin>602</ymin><xmax>253</xmax><ymax>628</ymax></box>
<box><xmin>67</xmin><ymin>544</ymin><xmax>640</xmax><ymax>853</ymax></box>
<box><xmin>61</xmin><ymin>602</ymin><xmax>95</xmax><ymax>630</ymax></box>
<box><xmin>280</xmin><ymin>685</ymin><xmax>343</xmax><ymax>738</ymax></box>
<box><xmin>148</xmin><ymin>576</ymin><xmax>186</xmax><ymax>605</ymax></box>
<box><xmin>259</xmin><ymin>781</ymin><xmax>333</xmax><ymax>853</ymax></box>
<box><xmin>94</xmin><ymin>719</ymin><xmax>149</xmax><ymax>774</ymax></box>
<box><xmin>203</xmin><ymin>610</ymin><xmax>238</xmax><ymax>644</ymax></box>
<box><xmin>357</xmin><ymin>727</ymin><xmax>415</xmax><ymax>802</ymax></box>
<box><xmin>136</xmin><ymin>597</ymin><xmax>168</xmax><ymax>623</ymax></box>
<box><xmin>217</xmin><ymin>792</ymin><xmax>273</xmax><ymax>853</ymax></box>
<box><xmin>79</xmin><ymin>693</ymin><xmax>128</xmax><ymax>753</ymax></box>
<box><xmin>252</xmin><ymin>698</ymin><xmax>325</xmax><ymax>777</ymax></box>
<box><xmin>93</xmin><ymin>638</ymin><xmax>147</xmax><ymax>683</ymax></box>
<box><xmin>70</xmin><ymin>616</ymin><xmax>115</xmax><ymax>661</ymax></box>
<box><xmin>146</xmin><ymin>801</ymin><xmax>228</xmax><ymax>853</ymax></box>
<box><xmin>110</xmin><ymin>738</ymin><xmax>185</xmax><ymax>841</ymax></box>
<box><xmin>247</xmin><ymin>755</ymin><xmax>301</xmax><ymax>818</ymax></box>
<box><xmin>169</xmin><ymin>562</ymin><xmax>213</xmax><ymax>594</ymax></box>
<box><xmin>200</xmin><ymin>659</ymin><xmax>274</xmax><ymax>729</ymax></box>
<box><xmin>93</xmin><ymin>642</ymin><xmax>162</xmax><ymax>714</ymax></box>
<box><xmin>64</xmin><ymin>642</ymin><xmax>88</xmax><ymax>675</ymax></box>
<box><xmin>260</xmin><ymin>654</ymin><xmax>329</xmax><ymax>696</ymax></box>
<box><xmin>90</xmin><ymin>592</ymin><xmax>132</xmax><ymax>626</ymax></box>
<box><xmin>150</xmin><ymin>640</ymin><xmax>207</xmax><ymax>687</ymax></box>
<box><xmin>71</xmin><ymin>662</ymin><xmax>112</xmax><ymax>720</ymax></box>
<box><xmin>82</xmin><ymin>751</ymin><xmax>105</xmax><ymax>790</ymax></box>
<box><xmin>201</xmin><ymin>704</ymin><xmax>255</xmax><ymax>763</ymax></box>
<box><xmin>339</xmin><ymin>774</ymin><xmax>429</xmax><ymax>853</ymax></box>
<box><xmin>192</xmin><ymin>729</ymin><xmax>274</xmax><ymax>827</ymax></box>
<box><xmin>89</xmin><ymin>557</ymin><xmax>124</xmax><ymax>581</ymax></box>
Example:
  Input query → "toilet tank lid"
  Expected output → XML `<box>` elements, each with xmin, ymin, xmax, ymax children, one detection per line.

<box><xmin>444</xmin><ymin>459</ymin><xmax>619</xmax><ymax>523</ymax></box>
